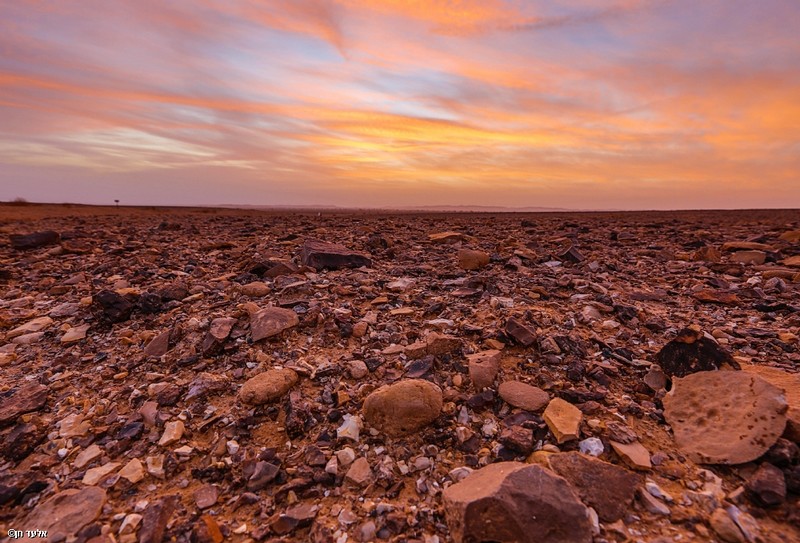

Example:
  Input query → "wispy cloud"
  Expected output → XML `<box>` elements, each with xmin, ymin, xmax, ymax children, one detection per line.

<box><xmin>0</xmin><ymin>0</ymin><xmax>798</xmax><ymax>208</ymax></box>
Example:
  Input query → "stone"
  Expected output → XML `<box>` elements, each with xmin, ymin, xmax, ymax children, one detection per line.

<box><xmin>74</xmin><ymin>444</ymin><xmax>103</xmax><ymax>469</ymax></box>
<box><xmin>442</xmin><ymin>462</ymin><xmax>592</xmax><ymax>543</ymax></box>
<box><xmin>543</xmin><ymin>398</ymin><xmax>582</xmax><ymax>444</ymax></box>
<box><xmin>722</xmin><ymin>241</ymin><xmax>774</xmax><ymax>251</ymax></box>
<box><xmin>745</xmin><ymin>463</ymin><xmax>786</xmax><ymax>506</ymax></box>
<box><xmin>10</xmin><ymin>230</ymin><xmax>60</xmax><ymax>250</ymax></box>
<box><xmin>146</xmin><ymin>455</ymin><xmax>165</xmax><ymax>478</ymax></box>
<box><xmin>729</xmin><ymin>250</ymin><xmax>766</xmax><ymax>265</ymax></box>
<box><xmin>93</xmin><ymin>290</ymin><xmax>134</xmax><ymax>323</ymax></box>
<box><xmin>194</xmin><ymin>484</ymin><xmax>219</xmax><ymax>509</ymax></box>
<box><xmin>637</xmin><ymin>488</ymin><xmax>670</xmax><ymax>515</ymax></box>
<box><xmin>741</xmin><ymin>365</ymin><xmax>800</xmax><ymax>442</ymax></box>
<box><xmin>82</xmin><ymin>462</ymin><xmax>120</xmax><ymax>485</ymax></box>
<box><xmin>239</xmin><ymin>368</ymin><xmax>299</xmax><ymax>405</ymax></box>
<box><xmin>119</xmin><ymin>458</ymin><xmax>145</xmax><ymax>483</ymax></box>
<box><xmin>610</xmin><ymin>440</ymin><xmax>652</xmax><ymax>470</ymax></box>
<box><xmin>644</xmin><ymin>366</ymin><xmax>668</xmax><ymax>391</ymax></box>
<box><xmin>548</xmin><ymin>452</ymin><xmax>641</xmax><ymax>522</ymax></box>
<box><xmin>246</xmin><ymin>461</ymin><xmax>279</xmax><ymax>491</ymax></box>
<box><xmin>692</xmin><ymin>246</ymin><xmax>721</xmax><ymax>262</ymax></box>
<box><xmin>300</xmin><ymin>239</ymin><xmax>372</xmax><ymax>269</ymax></box>
<box><xmin>578</xmin><ymin>437</ymin><xmax>604</xmax><ymax>457</ymax></box>
<box><xmin>655</xmin><ymin>326</ymin><xmax>739</xmax><ymax>378</ymax></box>
<box><xmin>559</xmin><ymin>245</ymin><xmax>585</xmax><ymax>264</ymax></box>
<box><xmin>119</xmin><ymin>513</ymin><xmax>143</xmax><ymax>535</ymax></box>
<box><xmin>423</xmin><ymin>332</ymin><xmax>462</xmax><ymax>355</ymax></box>
<box><xmin>498</xmin><ymin>380</ymin><xmax>549</xmax><ymax>411</ymax></box>
<box><xmin>240</xmin><ymin>281</ymin><xmax>270</xmax><ymax>296</ymax></box>
<box><xmin>663</xmin><ymin>371</ymin><xmax>788</xmax><ymax>464</ymax></box>
<box><xmin>710</xmin><ymin>508</ymin><xmax>747</xmax><ymax>543</ymax></box>
<box><xmin>250</xmin><ymin>307</ymin><xmax>299</xmax><ymax>341</ymax></box>
<box><xmin>144</xmin><ymin>329</ymin><xmax>171</xmax><ymax>357</ymax></box>
<box><xmin>347</xmin><ymin>359</ymin><xmax>369</xmax><ymax>379</ymax></box>
<box><xmin>345</xmin><ymin>457</ymin><xmax>372</xmax><ymax>486</ymax></box>
<box><xmin>363</xmin><ymin>379</ymin><xmax>443</xmax><ymax>436</ymax></box>
<box><xmin>692</xmin><ymin>289</ymin><xmax>739</xmax><ymax>304</ymax></box>
<box><xmin>61</xmin><ymin>323</ymin><xmax>90</xmax><ymax>343</ymax></box>
<box><xmin>7</xmin><ymin>316</ymin><xmax>53</xmax><ymax>339</ymax></box>
<box><xmin>504</xmin><ymin>317</ymin><xmax>537</xmax><ymax>346</ymax></box>
<box><xmin>139</xmin><ymin>496</ymin><xmax>178</xmax><ymax>543</ymax></box>
<box><xmin>457</xmin><ymin>249</ymin><xmax>490</xmax><ymax>270</ymax></box>
<box><xmin>59</xmin><ymin>413</ymin><xmax>90</xmax><ymax>437</ymax></box>
<box><xmin>468</xmin><ymin>350</ymin><xmax>501</xmax><ymax>390</ymax></box>
<box><xmin>0</xmin><ymin>382</ymin><xmax>48</xmax><ymax>426</ymax></box>
<box><xmin>429</xmin><ymin>231</ymin><xmax>469</xmax><ymax>244</ymax></box>
<box><xmin>158</xmin><ymin>420</ymin><xmax>184</xmax><ymax>446</ymax></box>
<box><xmin>22</xmin><ymin>487</ymin><xmax>106</xmax><ymax>541</ymax></box>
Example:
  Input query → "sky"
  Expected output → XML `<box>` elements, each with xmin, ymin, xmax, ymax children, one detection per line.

<box><xmin>1</xmin><ymin>0</ymin><xmax>799</xmax><ymax>210</ymax></box>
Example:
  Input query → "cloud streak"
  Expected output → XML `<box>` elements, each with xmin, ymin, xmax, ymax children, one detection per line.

<box><xmin>0</xmin><ymin>0</ymin><xmax>798</xmax><ymax>208</ymax></box>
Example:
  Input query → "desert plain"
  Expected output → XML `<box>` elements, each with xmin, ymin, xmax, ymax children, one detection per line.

<box><xmin>1</xmin><ymin>204</ymin><xmax>800</xmax><ymax>543</ymax></box>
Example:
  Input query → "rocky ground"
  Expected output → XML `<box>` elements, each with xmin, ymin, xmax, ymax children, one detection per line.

<box><xmin>1</xmin><ymin>204</ymin><xmax>800</xmax><ymax>543</ymax></box>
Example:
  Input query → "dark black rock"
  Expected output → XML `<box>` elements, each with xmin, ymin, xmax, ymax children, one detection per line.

<box><xmin>655</xmin><ymin>326</ymin><xmax>740</xmax><ymax>378</ymax></box>
<box><xmin>10</xmin><ymin>230</ymin><xmax>60</xmax><ymax>250</ymax></box>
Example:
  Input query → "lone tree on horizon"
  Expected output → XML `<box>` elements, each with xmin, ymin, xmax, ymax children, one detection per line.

<box><xmin>114</xmin><ymin>199</ymin><xmax>119</xmax><ymax>208</ymax></box>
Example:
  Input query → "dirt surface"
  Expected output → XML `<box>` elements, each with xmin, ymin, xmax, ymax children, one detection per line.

<box><xmin>1</xmin><ymin>204</ymin><xmax>799</xmax><ymax>543</ymax></box>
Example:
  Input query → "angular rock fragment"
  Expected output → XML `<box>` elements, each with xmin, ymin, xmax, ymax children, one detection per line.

<box><xmin>663</xmin><ymin>371</ymin><xmax>787</xmax><ymax>464</ymax></box>
<box><xmin>144</xmin><ymin>329</ymin><xmax>171</xmax><ymax>357</ymax></box>
<box><xmin>7</xmin><ymin>316</ymin><xmax>53</xmax><ymax>339</ymax></box>
<box><xmin>745</xmin><ymin>463</ymin><xmax>786</xmax><ymax>506</ymax></box>
<box><xmin>692</xmin><ymin>289</ymin><xmax>739</xmax><ymax>305</ymax></box>
<box><xmin>61</xmin><ymin>323</ymin><xmax>90</xmax><ymax>343</ymax></box>
<box><xmin>504</xmin><ymin>317</ymin><xmax>537</xmax><ymax>346</ymax></box>
<box><xmin>139</xmin><ymin>496</ymin><xmax>178</xmax><ymax>543</ymax></box>
<box><xmin>250</xmin><ymin>307</ymin><xmax>299</xmax><ymax>341</ymax></box>
<box><xmin>93</xmin><ymin>290</ymin><xmax>134</xmax><ymax>323</ymax></box>
<box><xmin>610</xmin><ymin>441</ymin><xmax>652</xmax><ymax>470</ymax></box>
<box><xmin>442</xmin><ymin>462</ymin><xmax>592</xmax><ymax>543</ymax></box>
<box><xmin>655</xmin><ymin>325</ymin><xmax>739</xmax><ymax>378</ymax></box>
<box><xmin>0</xmin><ymin>382</ymin><xmax>48</xmax><ymax>426</ymax></box>
<box><xmin>10</xmin><ymin>230</ymin><xmax>60</xmax><ymax>250</ymax></box>
<box><xmin>301</xmin><ymin>239</ymin><xmax>371</xmax><ymax>269</ymax></box>
<box><xmin>468</xmin><ymin>350</ymin><xmax>501</xmax><ymax>390</ymax></box>
<box><xmin>547</xmin><ymin>452</ymin><xmax>641</xmax><ymax>522</ymax></box>
<box><xmin>363</xmin><ymin>379</ymin><xmax>442</xmax><ymax>436</ymax></box>
<box><xmin>239</xmin><ymin>368</ymin><xmax>298</xmax><ymax>406</ymax></box>
<box><xmin>543</xmin><ymin>398</ymin><xmax>582</xmax><ymax>444</ymax></box>
<box><xmin>498</xmin><ymin>380</ymin><xmax>549</xmax><ymax>411</ymax></box>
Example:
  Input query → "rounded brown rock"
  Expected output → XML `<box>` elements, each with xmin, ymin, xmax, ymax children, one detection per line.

<box><xmin>363</xmin><ymin>379</ymin><xmax>443</xmax><ymax>436</ymax></box>
<box><xmin>238</xmin><ymin>368</ymin><xmax>299</xmax><ymax>406</ymax></box>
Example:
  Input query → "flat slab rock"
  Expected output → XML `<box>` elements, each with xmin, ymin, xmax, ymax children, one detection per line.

<box><xmin>300</xmin><ymin>239</ymin><xmax>372</xmax><ymax>269</ymax></box>
<box><xmin>742</xmin><ymin>365</ymin><xmax>800</xmax><ymax>442</ymax></box>
<box><xmin>363</xmin><ymin>379</ymin><xmax>442</xmax><ymax>436</ymax></box>
<box><xmin>22</xmin><ymin>487</ymin><xmax>106</xmax><ymax>541</ymax></box>
<box><xmin>442</xmin><ymin>461</ymin><xmax>592</xmax><ymax>543</ymax></box>
<box><xmin>664</xmin><ymin>370</ymin><xmax>788</xmax><ymax>464</ymax></box>
<box><xmin>0</xmin><ymin>382</ymin><xmax>48</xmax><ymax>426</ymax></box>
<box><xmin>497</xmin><ymin>380</ymin><xmax>549</xmax><ymax>411</ymax></box>
<box><xmin>250</xmin><ymin>307</ymin><xmax>299</xmax><ymax>341</ymax></box>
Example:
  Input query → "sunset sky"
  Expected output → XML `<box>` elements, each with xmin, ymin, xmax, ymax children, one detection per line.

<box><xmin>1</xmin><ymin>1</ymin><xmax>799</xmax><ymax>209</ymax></box>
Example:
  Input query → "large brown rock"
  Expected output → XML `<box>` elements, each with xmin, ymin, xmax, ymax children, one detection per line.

<box><xmin>363</xmin><ymin>379</ymin><xmax>442</xmax><ymax>436</ymax></box>
<box><xmin>22</xmin><ymin>487</ymin><xmax>106</xmax><ymax>541</ymax></box>
<box><xmin>547</xmin><ymin>452</ymin><xmax>642</xmax><ymax>522</ymax></box>
<box><xmin>664</xmin><ymin>371</ymin><xmax>787</xmax><ymax>464</ymax></box>
<box><xmin>0</xmin><ymin>382</ymin><xmax>48</xmax><ymax>426</ymax></box>
<box><xmin>504</xmin><ymin>317</ymin><xmax>537</xmax><ymax>346</ymax></box>
<box><xmin>300</xmin><ymin>239</ymin><xmax>371</xmax><ymax>269</ymax></box>
<box><xmin>742</xmin><ymin>365</ymin><xmax>800</xmax><ymax>442</ymax></box>
<box><xmin>442</xmin><ymin>462</ymin><xmax>592</xmax><ymax>543</ymax></box>
<box><xmin>239</xmin><ymin>369</ymin><xmax>299</xmax><ymax>406</ymax></box>
<box><xmin>250</xmin><ymin>307</ymin><xmax>299</xmax><ymax>341</ymax></box>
